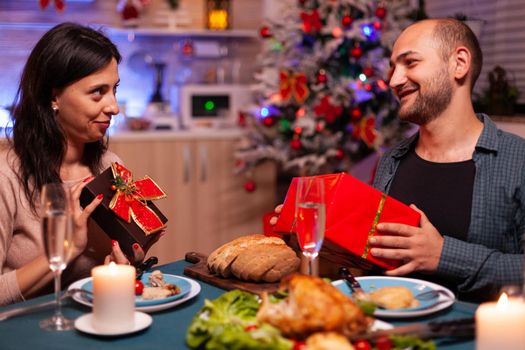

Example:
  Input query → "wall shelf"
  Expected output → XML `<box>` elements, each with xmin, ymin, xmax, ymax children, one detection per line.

<box><xmin>107</xmin><ymin>27</ymin><xmax>259</xmax><ymax>39</ymax></box>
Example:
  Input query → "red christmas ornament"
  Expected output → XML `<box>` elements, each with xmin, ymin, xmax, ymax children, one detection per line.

<box><xmin>342</xmin><ymin>15</ymin><xmax>353</xmax><ymax>27</ymax></box>
<box><xmin>290</xmin><ymin>139</ymin><xmax>302</xmax><ymax>150</ymax></box>
<box><xmin>260</xmin><ymin>26</ymin><xmax>272</xmax><ymax>39</ymax></box>
<box><xmin>365</xmin><ymin>83</ymin><xmax>372</xmax><ymax>91</ymax></box>
<box><xmin>375</xmin><ymin>6</ymin><xmax>387</xmax><ymax>19</ymax></box>
<box><xmin>351</xmin><ymin>107</ymin><xmax>362</xmax><ymax>119</ymax></box>
<box><xmin>263</xmin><ymin>116</ymin><xmax>275</xmax><ymax>127</ymax></box>
<box><xmin>316</xmin><ymin>70</ymin><xmax>327</xmax><ymax>84</ymax></box>
<box><xmin>362</xmin><ymin>67</ymin><xmax>374</xmax><ymax>77</ymax></box>
<box><xmin>335</xmin><ymin>148</ymin><xmax>345</xmax><ymax>160</ymax></box>
<box><xmin>244</xmin><ymin>180</ymin><xmax>256</xmax><ymax>193</ymax></box>
<box><xmin>111</xmin><ymin>184</ymin><xmax>117</xmax><ymax>191</ymax></box>
<box><xmin>350</xmin><ymin>46</ymin><xmax>363</xmax><ymax>58</ymax></box>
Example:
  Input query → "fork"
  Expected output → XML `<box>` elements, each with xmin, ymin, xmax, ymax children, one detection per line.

<box><xmin>0</xmin><ymin>288</ymin><xmax>92</xmax><ymax>322</ymax></box>
<box><xmin>414</xmin><ymin>289</ymin><xmax>451</xmax><ymax>300</ymax></box>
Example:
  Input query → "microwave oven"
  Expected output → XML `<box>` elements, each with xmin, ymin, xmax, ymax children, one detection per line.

<box><xmin>180</xmin><ymin>84</ymin><xmax>252</xmax><ymax>128</ymax></box>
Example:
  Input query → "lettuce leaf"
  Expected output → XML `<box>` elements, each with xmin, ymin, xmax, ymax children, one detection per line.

<box><xmin>186</xmin><ymin>290</ymin><xmax>292</xmax><ymax>350</ymax></box>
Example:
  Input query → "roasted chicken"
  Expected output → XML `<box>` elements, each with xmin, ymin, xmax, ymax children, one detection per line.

<box><xmin>256</xmin><ymin>274</ymin><xmax>370</xmax><ymax>339</ymax></box>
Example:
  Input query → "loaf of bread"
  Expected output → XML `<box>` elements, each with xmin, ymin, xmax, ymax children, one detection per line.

<box><xmin>207</xmin><ymin>234</ymin><xmax>300</xmax><ymax>282</ymax></box>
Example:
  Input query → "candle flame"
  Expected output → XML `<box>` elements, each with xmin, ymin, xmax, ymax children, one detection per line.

<box><xmin>497</xmin><ymin>292</ymin><xmax>509</xmax><ymax>310</ymax></box>
<box><xmin>108</xmin><ymin>261</ymin><xmax>117</xmax><ymax>273</ymax></box>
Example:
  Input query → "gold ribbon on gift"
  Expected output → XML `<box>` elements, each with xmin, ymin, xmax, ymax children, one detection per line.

<box><xmin>361</xmin><ymin>193</ymin><xmax>387</xmax><ymax>258</ymax></box>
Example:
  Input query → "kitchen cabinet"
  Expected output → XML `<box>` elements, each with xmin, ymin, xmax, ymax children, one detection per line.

<box><xmin>108</xmin><ymin>129</ymin><xmax>276</xmax><ymax>264</ymax></box>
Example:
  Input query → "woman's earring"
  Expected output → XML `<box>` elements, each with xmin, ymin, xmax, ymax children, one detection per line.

<box><xmin>51</xmin><ymin>105</ymin><xmax>58</xmax><ymax>114</ymax></box>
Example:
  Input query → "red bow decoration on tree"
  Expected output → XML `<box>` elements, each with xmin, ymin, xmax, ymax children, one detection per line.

<box><xmin>280</xmin><ymin>70</ymin><xmax>310</xmax><ymax>104</ymax></box>
<box><xmin>300</xmin><ymin>9</ymin><xmax>322</xmax><ymax>33</ymax></box>
<box><xmin>314</xmin><ymin>96</ymin><xmax>343</xmax><ymax>123</ymax></box>
<box><xmin>353</xmin><ymin>116</ymin><xmax>378</xmax><ymax>147</ymax></box>
<box><xmin>39</xmin><ymin>0</ymin><xmax>65</xmax><ymax>11</ymax></box>
<box><xmin>109</xmin><ymin>163</ymin><xmax>167</xmax><ymax>235</ymax></box>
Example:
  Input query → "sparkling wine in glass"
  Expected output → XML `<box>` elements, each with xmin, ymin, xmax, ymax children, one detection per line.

<box><xmin>40</xmin><ymin>183</ymin><xmax>74</xmax><ymax>331</ymax></box>
<box><xmin>295</xmin><ymin>177</ymin><xmax>325</xmax><ymax>276</ymax></box>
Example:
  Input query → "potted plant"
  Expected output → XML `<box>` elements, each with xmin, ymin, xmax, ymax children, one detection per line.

<box><xmin>474</xmin><ymin>66</ymin><xmax>520</xmax><ymax>116</ymax></box>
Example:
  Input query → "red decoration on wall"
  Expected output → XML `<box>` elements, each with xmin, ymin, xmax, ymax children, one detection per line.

<box><xmin>40</xmin><ymin>0</ymin><xmax>65</xmax><ymax>12</ymax></box>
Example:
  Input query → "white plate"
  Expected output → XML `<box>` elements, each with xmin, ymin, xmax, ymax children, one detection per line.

<box><xmin>333</xmin><ymin>276</ymin><xmax>455</xmax><ymax>318</ymax></box>
<box><xmin>75</xmin><ymin>311</ymin><xmax>152</xmax><ymax>336</ymax></box>
<box><xmin>68</xmin><ymin>275</ymin><xmax>201</xmax><ymax>313</ymax></box>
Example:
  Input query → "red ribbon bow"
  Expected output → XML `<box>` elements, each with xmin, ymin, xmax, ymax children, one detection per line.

<box><xmin>109</xmin><ymin>163</ymin><xmax>167</xmax><ymax>235</ymax></box>
<box><xmin>353</xmin><ymin>116</ymin><xmax>378</xmax><ymax>147</ymax></box>
<box><xmin>279</xmin><ymin>70</ymin><xmax>310</xmax><ymax>104</ymax></box>
<box><xmin>300</xmin><ymin>10</ymin><xmax>322</xmax><ymax>33</ymax></box>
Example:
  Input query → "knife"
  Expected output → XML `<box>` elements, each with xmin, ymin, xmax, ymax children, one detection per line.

<box><xmin>135</xmin><ymin>256</ymin><xmax>159</xmax><ymax>280</ymax></box>
<box><xmin>359</xmin><ymin>317</ymin><xmax>475</xmax><ymax>340</ymax></box>
<box><xmin>339</xmin><ymin>267</ymin><xmax>366</xmax><ymax>296</ymax></box>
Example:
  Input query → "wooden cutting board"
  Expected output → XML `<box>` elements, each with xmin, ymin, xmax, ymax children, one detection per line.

<box><xmin>183</xmin><ymin>252</ymin><xmax>280</xmax><ymax>294</ymax></box>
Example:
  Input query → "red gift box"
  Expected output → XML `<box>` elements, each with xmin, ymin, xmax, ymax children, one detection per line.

<box><xmin>273</xmin><ymin>173</ymin><xmax>420</xmax><ymax>270</ymax></box>
<box><xmin>80</xmin><ymin>162</ymin><xmax>168</xmax><ymax>259</ymax></box>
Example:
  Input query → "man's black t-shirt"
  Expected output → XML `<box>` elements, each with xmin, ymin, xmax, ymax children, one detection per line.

<box><xmin>388</xmin><ymin>148</ymin><xmax>476</xmax><ymax>241</ymax></box>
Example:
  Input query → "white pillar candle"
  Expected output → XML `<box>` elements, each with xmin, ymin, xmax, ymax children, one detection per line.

<box><xmin>476</xmin><ymin>293</ymin><xmax>525</xmax><ymax>350</ymax></box>
<box><xmin>91</xmin><ymin>262</ymin><xmax>136</xmax><ymax>333</ymax></box>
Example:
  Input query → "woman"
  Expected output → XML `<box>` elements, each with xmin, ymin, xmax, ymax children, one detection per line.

<box><xmin>0</xmin><ymin>22</ymin><xmax>143</xmax><ymax>306</ymax></box>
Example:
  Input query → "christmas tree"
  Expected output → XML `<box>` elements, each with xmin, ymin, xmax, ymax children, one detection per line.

<box><xmin>235</xmin><ymin>0</ymin><xmax>417</xmax><ymax>182</ymax></box>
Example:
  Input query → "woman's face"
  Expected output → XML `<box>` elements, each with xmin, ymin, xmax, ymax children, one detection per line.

<box><xmin>53</xmin><ymin>58</ymin><xmax>120</xmax><ymax>145</ymax></box>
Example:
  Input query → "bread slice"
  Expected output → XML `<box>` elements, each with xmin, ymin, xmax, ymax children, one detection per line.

<box><xmin>207</xmin><ymin>234</ymin><xmax>288</xmax><ymax>278</ymax></box>
<box><xmin>231</xmin><ymin>244</ymin><xmax>300</xmax><ymax>282</ymax></box>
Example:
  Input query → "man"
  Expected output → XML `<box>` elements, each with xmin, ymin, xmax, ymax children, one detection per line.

<box><xmin>370</xmin><ymin>18</ymin><xmax>525</xmax><ymax>301</ymax></box>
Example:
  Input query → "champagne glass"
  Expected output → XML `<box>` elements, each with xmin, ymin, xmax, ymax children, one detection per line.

<box><xmin>39</xmin><ymin>183</ymin><xmax>74</xmax><ymax>331</ymax></box>
<box><xmin>295</xmin><ymin>177</ymin><xmax>326</xmax><ymax>276</ymax></box>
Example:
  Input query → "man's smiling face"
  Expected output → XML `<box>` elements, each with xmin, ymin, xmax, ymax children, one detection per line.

<box><xmin>388</xmin><ymin>21</ymin><xmax>453</xmax><ymax>125</ymax></box>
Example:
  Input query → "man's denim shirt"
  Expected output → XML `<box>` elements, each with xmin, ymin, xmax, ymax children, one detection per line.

<box><xmin>373</xmin><ymin>114</ymin><xmax>525</xmax><ymax>299</ymax></box>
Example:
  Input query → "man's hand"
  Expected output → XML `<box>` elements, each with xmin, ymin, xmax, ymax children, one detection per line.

<box><xmin>369</xmin><ymin>204</ymin><xmax>444</xmax><ymax>276</ymax></box>
<box><xmin>269</xmin><ymin>204</ymin><xmax>283</xmax><ymax>226</ymax></box>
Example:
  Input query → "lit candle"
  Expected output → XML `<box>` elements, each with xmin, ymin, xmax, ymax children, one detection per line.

<box><xmin>91</xmin><ymin>262</ymin><xmax>136</xmax><ymax>333</ymax></box>
<box><xmin>476</xmin><ymin>293</ymin><xmax>525</xmax><ymax>350</ymax></box>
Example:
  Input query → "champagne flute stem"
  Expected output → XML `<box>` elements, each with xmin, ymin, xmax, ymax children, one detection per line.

<box><xmin>53</xmin><ymin>270</ymin><xmax>62</xmax><ymax>320</ymax></box>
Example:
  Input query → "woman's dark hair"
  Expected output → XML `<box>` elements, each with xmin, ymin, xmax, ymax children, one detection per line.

<box><xmin>10</xmin><ymin>22</ymin><xmax>121</xmax><ymax>213</ymax></box>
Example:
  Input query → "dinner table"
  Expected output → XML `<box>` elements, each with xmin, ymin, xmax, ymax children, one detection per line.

<box><xmin>0</xmin><ymin>259</ymin><xmax>477</xmax><ymax>350</ymax></box>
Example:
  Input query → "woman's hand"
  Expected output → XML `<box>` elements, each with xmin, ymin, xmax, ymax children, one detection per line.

<box><xmin>68</xmin><ymin>176</ymin><xmax>104</xmax><ymax>259</ymax></box>
<box><xmin>104</xmin><ymin>240</ymin><xmax>145</xmax><ymax>265</ymax></box>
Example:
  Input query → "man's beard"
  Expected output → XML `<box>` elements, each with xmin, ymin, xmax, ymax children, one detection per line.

<box><xmin>397</xmin><ymin>68</ymin><xmax>453</xmax><ymax>125</ymax></box>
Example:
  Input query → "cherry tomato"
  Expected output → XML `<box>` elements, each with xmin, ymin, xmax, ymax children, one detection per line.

<box><xmin>292</xmin><ymin>340</ymin><xmax>306</xmax><ymax>350</ymax></box>
<box><xmin>244</xmin><ymin>324</ymin><xmax>258</xmax><ymax>332</ymax></box>
<box><xmin>375</xmin><ymin>335</ymin><xmax>393</xmax><ymax>350</ymax></box>
<box><xmin>354</xmin><ymin>339</ymin><xmax>372</xmax><ymax>350</ymax></box>
<box><xmin>135</xmin><ymin>280</ymin><xmax>144</xmax><ymax>295</ymax></box>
